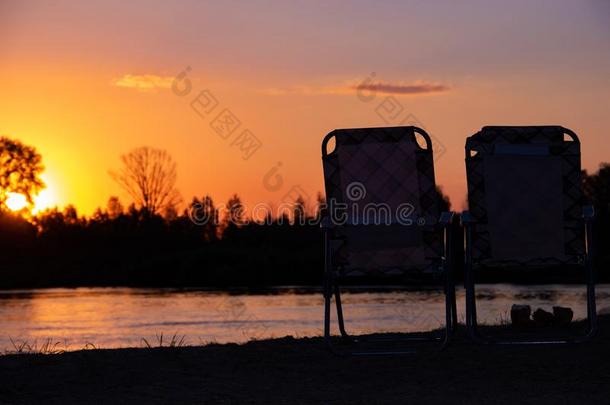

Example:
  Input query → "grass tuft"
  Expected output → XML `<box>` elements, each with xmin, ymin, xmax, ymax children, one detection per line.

<box><xmin>6</xmin><ymin>337</ymin><xmax>65</xmax><ymax>355</ymax></box>
<box><xmin>141</xmin><ymin>332</ymin><xmax>186</xmax><ymax>348</ymax></box>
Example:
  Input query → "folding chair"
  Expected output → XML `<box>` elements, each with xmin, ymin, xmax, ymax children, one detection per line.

<box><xmin>463</xmin><ymin>126</ymin><xmax>597</xmax><ymax>344</ymax></box>
<box><xmin>321</xmin><ymin>126</ymin><xmax>457</xmax><ymax>355</ymax></box>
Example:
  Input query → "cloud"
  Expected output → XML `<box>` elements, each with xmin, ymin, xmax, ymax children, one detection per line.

<box><xmin>112</xmin><ymin>74</ymin><xmax>174</xmax><ymax>91</ymax></box>
<box><xmin>260</xmin><ymin>80</ymin><xmax>450</xmax><ymax>96</ymax></box>
<box><xmin>352</xmin><ymin>81</ymin><xmax>450</xmax><ymax>95</ymax></box>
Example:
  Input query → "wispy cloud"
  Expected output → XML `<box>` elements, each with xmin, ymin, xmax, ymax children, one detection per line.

<box><xmin>260</xmin><ymin>80</ymin><xmax>450</xmax><ymax>97</ymax></box>
<box><xmin>352</xmin><ymin>81</ymin><xmax>450</xmax><ymax>95</ymax></box>
<box><xmin>112</xmin><ymin>74</ymin><xmax>174</xmax><ymax>91</ymax></box>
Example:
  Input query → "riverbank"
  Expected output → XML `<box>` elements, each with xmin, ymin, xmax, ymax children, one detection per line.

<box><xmin>1</xmin><ymin>316</ymin><xmax>609</xmax><ymax>404</ymax></box>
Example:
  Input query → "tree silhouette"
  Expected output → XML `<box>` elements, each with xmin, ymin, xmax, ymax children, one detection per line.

<box><xmin>225</xmin><ymin>194</ymin><xmax>244</xmax><ymax>225</ymax></box>
<box><xmin>222</xmin><ymin>194</ymin><xmax>244</xmax><ymax>239</ymax></box>
<box><xmin>110</xmin><ymin>146</ymin><xmax>180</xmax><ymax>216</ymax></box>
<box><xmin>293</xmin><ymin>195</ymin><xmax>306</xmax><ymax>225</ymax></box>
<box><xmin>62</xmin><ymin>204</ymin><xmax>80</xmax><ymax>225</ymax></box>
<box><xmin>186</xmin><ymin>195</ymin><xmax>219</xmax><ymax>241</ymax></box>
<box><xmin>583</xmin><ymin>164</ymin><xmax>610</xmax><ymax>265</ymax></box>
<box><xmin>200</xmin><ymin>195</ymin><xmax>218</xmax><ymax>241</ymax></box>
<box><xmin>314</xmin><ymin>192</ymin><xmax>326</xmax><ymax>223</ymax></box>
<box><xmin>583</xmin><ymin>164</ymin><xmax>610</xmax><ymax>218</ymax></box>
<box><xmin>107</xmin><ymin>196</ymin><xmax>124</xmax><ymax>219</ymax></box>
<box><xmin>0</xmin><ymin>136</ymin><xmax>45</xmax><ymax>211</ymax></box>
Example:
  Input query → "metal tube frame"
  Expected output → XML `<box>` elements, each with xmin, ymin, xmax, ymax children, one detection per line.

<box><xmin>323</xmin><ymin>213</ymin><xmax>457</xmax><ymax>356</ymax></box>
<box><xmin>462</xmin><ymin>207</ymin><xmax>598</xmax><ymax>345</ymax></box>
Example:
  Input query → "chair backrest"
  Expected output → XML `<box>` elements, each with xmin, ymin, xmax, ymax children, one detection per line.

<box><xmin>322</xmin><ymin>126</ymin><xmax>443</xmax><ymax>276</ymax></box>
<box><xmin>465</xmin><ymin>126</ymin><xmax>585</xmax><ymax>266</ymax></box>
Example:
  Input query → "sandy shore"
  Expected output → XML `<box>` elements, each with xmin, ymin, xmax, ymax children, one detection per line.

<box><xmin>1</xmin><ymin>317</ymin><xmax>609</xmax><ymax>404</ymax></box>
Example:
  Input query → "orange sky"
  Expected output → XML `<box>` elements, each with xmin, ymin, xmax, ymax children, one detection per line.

<box><xmin>1</xmin><ymin>0</ymin><xmax>609</xmax><ymax>215</ymax></box>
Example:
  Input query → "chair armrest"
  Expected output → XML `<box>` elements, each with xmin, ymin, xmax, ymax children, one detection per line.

<box><xmin>583</xmin><ymin>205</ymin><xmax>595</xmax><ymax>221</ymax></box>
<box><xmin>461</xmin><ymin>210</ymin><xmax>475</xmax><ymax>226</ymax></box>
<box><xmin>320</xmin><ymin>216</ymin><xmax>334</xmax><ymax>230</ymax></box>
<box><xmin>439</xmin><ymin>211</ymin><xmax>455</xmax><ymax>227</ymax></box>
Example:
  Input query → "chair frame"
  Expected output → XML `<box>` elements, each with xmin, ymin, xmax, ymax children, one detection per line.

<box><xmin>321</xmin><ymin>127</ymin><xmax>457</xmax><ymax>355</ymax></box>
<box><xmin>463</xmin><ymin>127</ymin><xmax>598</xmax><ymax>345</ymax></box>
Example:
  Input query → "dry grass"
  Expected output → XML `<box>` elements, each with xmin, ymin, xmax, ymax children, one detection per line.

<box><xmin>3</xmin><ymin>333</ymin><xmax>188</xmax><ymax>355</ymax></box>
<box><xmin>1</xmin><ymin>318</ymin><xmax>609</xmax><ymax>404</ymax></box>
<box><xmin>6</xmin><ymin>337</ymin><xmax>66</xmax><ymax>355</ymax></box>
<box><xmin>141</xmin><ymin>332</ymin><xmax>187</xmax><ymax>348</ymax></box>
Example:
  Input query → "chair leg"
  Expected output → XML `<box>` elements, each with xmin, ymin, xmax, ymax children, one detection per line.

<box><xmin>441</xmin><ymin>215</ymin><xmax>457</xmax><ymax>338</ymax></box>
<box><xmin>445</xmin><ymin>278</ymin><xmax>457</xmax><ymax>335</ymax></box>
<box><xmin>583</xmin><ymin>218</ymin><xmax>598</xmax><ymax>340</ymax></box>
<box><xmin>442</xmin><ymin>271</ymin><xmax>454</xmax><ymax>348</ymax></box>
<box><xmin>463</xmin><ymin>221</ymin><xmax>488</xmax><ymax>343</ymax></box>
<box><xmin>467</xmin><ymin>260</ymin><xmax>597</xmax><ymax>344</ymax></box>
<box><xmin>323</xmin><ymin>229</ymin><xmax>333</xmax><ymax>347</ymax></box>
<box><xmin>451</xmin><ymin>280</ymin><xmax>458</xmax><ymax>334</ymax></box>
<box><xmin>334</xmin><ymin>284</ymin><xmax>350</xmax><ymax>339</ymax></box>
<box><xmin>586</xmin><ymin>280</ymin><xmax>597</xmax><ymax>337</ymax></box>
<box><xmin>580</xmin><ymin>277</ymin><xmax>598</xmax><ymax>342</ymax></box>
<box><xmin>465</xmin><ymin>270</ymin><xmax>480</xmax><ymax>341</ymax></box>
<box><xmin>324</xmin><ymin>276</ymin><xmax>453</xmax><ymax>355</ymax></box>
<box><xmin>323</xmin><ymin>276</ymin><xmax>332</xmax><ymax>345</ymax></box>
<box><xmin>462</xmin><ymin>213</ymin><xmax>598</xmax><ymax>345</ymax></box>
<box><xmin>322</xmin><ymin>227</ymin><xmax>453</xmax><ymax>354</ymax></box>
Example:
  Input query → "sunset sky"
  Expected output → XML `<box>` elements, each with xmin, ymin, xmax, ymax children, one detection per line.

<box><xmin>1</xmin><ymin>0</ymin><xmax>609</xmax><ymax>214</ymax></box>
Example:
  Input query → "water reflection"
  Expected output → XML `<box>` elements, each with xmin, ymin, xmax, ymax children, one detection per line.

<box><xmin>0</xmin><ymin>285</ymin><xmax>608</xmax><ymax>352</ymax></box>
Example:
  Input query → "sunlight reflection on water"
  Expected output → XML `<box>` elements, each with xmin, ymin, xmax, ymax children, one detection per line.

<box><xmin>0</xmin><ymin>285</ymin><xmax>608</xmax><ymax>352</ymax></box>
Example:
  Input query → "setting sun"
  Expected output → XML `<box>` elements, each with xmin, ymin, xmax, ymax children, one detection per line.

<box><xmin>5</xmin><ymin>192</ymin><xmax>27</xmax><ymax>211</ymax></box>
<box><xmin>4</xmin><ymin>173</ymin><xmax>58</xmax><ymax>213</ymax></box>
<box><xmin>32</xmin><ymin>187</ymin><xmax>57</xmax><ymax>213</ymax></box>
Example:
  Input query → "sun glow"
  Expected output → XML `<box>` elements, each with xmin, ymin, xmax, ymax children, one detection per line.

<box><xmin>4</xmin><ymin>173</ymin><xmax>59</xmax><ymax>214</ymax></box>
<box><xmin>5</xmin><ymin>192</ymin><xmax>28</xmax><ymax>211</ymax></box>
<box><xmin>32</xmin><ymin>187</ymin><xmax>57</xmax><ymax>214</ymax></box>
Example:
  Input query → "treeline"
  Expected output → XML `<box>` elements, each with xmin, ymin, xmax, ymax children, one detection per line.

<box><xmin>0</xmin><ymin>194</ymin><xmax>324</xmax><ymax>288</ymax></box>
<box><xmin>583</xmin><ymin>164</ymin><xmax>610</xmax><ymax>270</ymax></box>
<box><xmin>0</xmin><ymin>164</ymin><xmax>609</xmax><ymax>288</ymax></box>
